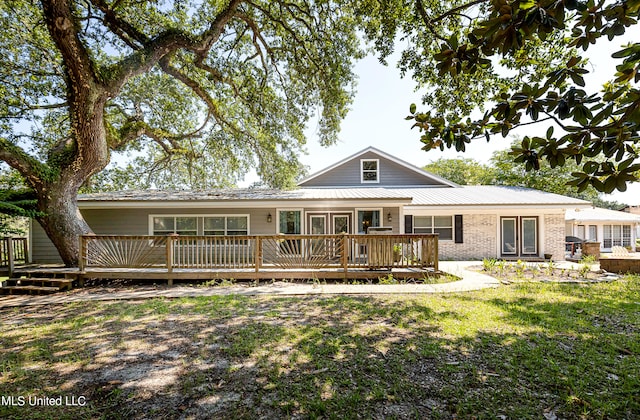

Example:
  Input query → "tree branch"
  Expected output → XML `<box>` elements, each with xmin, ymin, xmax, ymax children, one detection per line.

<box><xmin>40</xmin><ymin>0</ymin><xmax>100</xmax><ymax>90</ymax></box>
<box><xmin>103</xmin><ymin>0</ymin><xmax>244</xmax><ymax>94</ymax></box>
<box><xmin>0</xmin><ymin>138</ymin><xmax>48</xmax><ymax>191</ymax></box>
<box><xmin>158</xmin><ymin>56</ymin><xmax>248</xmax><ymax>139</ymax></box>
<box><xmin>428</xmin><ymin>0</ymin><xmax>489</xmax><ymax>24</ymax></box>
<box><xmin>414</xmin><ymin>0</ymin><xmax>449</xmax><ymax>43</ymax></box>
<box><xmin>89</xmin><ymin>0</ymin><xmax>148</xmax><ymax>49</ymax></box>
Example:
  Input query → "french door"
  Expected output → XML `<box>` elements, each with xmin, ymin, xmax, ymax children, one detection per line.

<box><xmin>305</xmin><ymin>212</ymin><xmax>352</xmax><ymax>234</ymax></box>
<box><xmin>501</xmin><ymin>217</ymin><xmax>538</xmax><ymax>257</ymax></box>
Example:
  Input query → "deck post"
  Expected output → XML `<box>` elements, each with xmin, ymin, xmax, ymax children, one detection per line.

<box><xmin>341</xmin><ymin>233</ymin><xmax>348</xmax><ymax>274</ymax></box>
<box><xmin>255</xmin><ymin>237</ymin><xmax>262</xmax><ymax>273</ymax></box>
<box><xmin>433</xmin><ymin>235</ymin><xmax>439</xmax><ymax>272</ymax></box>
<box><xmin>78</xmin><ymin>235</ymin><xmax>85</xmax><ymax>272</ymax></box>
<box><xmin>166</xmin><ymin>234</ymin><xmax>176</xmax><ymax>286</ymax></box>
<box><xmin>7</xmin><ymin>237</ymin><xmax>14</xmax><ymax>278</ymax></box>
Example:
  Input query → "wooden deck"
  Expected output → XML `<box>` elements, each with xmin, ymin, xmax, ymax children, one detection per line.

<box><xmin>73</xmin><ymin>233</ymin><xmax>439</xmax><ymax>284</ymax></box>
<box><xmin>12</xmin><ymin>266</ymin><xmax>438</xmax><ymax>287</ymax></box>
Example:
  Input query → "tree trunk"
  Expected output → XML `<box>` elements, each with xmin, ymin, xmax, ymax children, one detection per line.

<box><xmin>36</xmin><ymin>182</ymin><xmax>92</xmax><ymax>267</ymax></box>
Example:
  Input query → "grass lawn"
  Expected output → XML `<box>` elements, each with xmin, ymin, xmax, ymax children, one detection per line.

<box><xmin>1</xmin><ymin>277</ymin><xmax>639</xmax><ymax>419</ymax></box>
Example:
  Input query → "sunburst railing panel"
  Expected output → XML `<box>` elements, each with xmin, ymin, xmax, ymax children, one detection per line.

<box><xmin>83</xmin><ymin>236</ymin><xmax>167</xmax><ymax>268</ymax></box>
<box><xmin>260</xmin><ymin>235</ymin><xmax>343</xmax><ymax>269</ymax></box>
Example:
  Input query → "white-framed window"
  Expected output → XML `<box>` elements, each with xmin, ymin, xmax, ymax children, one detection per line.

<box><xmin>413</xmin><ymin>216</ymin><xmax>453</xmax><ymax>240</ymax></box>
<box><xmin>603</xmin><ymin>224</ymin><xmax>632</xmax><ymax>248</ymax></box>
<box><xmin>356</xmin><ymin>209</ymin><xmax>381</xmax><ymax>233</ymax></box>
<box><xmin>150</xmin><ymin>215</ymin><xmax>249</xmax><ymax>235</ymax></box>
<box><xmin>278</xmin><ymin>209</ymin><xmax>303</xmax><ymax>235</ymax></box>
<box><xmin>204</xmin><ymin>216</ymin><xmax>248</xmax><ymax>236</ymax></box>
<box><xmin>588</xmin><ymin>225</ymin><xmax>597</xmax><ymax>241</ymax></box>
<box><xmin>152</xmin><ymin>216</ymin><xmax>198</xmax><ymax>235</ymax></box>
<box><xmin>361</xmin><ymin>159</ymin><xmax>379</xmax><ymax>183</ymax></box>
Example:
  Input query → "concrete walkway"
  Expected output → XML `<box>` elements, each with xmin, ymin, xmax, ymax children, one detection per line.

<box><xmin>0</xmin><ymin>261</ymin><xmax>501</xmax><ymax>308</ymax></box>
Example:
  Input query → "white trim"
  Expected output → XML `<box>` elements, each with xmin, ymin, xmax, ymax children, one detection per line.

<box><xmin>297</xmin><ymin>146</ymin><xmax>459</xmax><ymax>187</ymax></box>
<box><xmin>360</xmin><ymin>158</ymin><xmax>380</xmax><ymax>184</ymax></box>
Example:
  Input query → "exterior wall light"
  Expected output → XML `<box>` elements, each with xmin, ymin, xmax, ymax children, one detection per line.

<box><xmin>387</xmin><ymin>212</ymin><xmax>392</xmax><ymax>223</ymax></box>
<box><xmin>267</xmin><ymin>213</ymin><xmax>272</xmax><ymax>223</ymax></box>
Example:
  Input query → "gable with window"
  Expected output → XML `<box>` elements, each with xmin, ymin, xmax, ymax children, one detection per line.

<box><xmin>360</xmin><ymin>159</ymin><xmax>379</xmax><ymax>183</ymax></box>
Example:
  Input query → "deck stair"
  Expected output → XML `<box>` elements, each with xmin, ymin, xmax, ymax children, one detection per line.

<box><xmin>1</xmin><ymin>272</ymin><xmax>74</xmax><ymax>295</ymax></box>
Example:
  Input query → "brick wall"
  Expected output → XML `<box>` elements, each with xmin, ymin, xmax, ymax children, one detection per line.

<box><xmin>600</xmin><ymin>257</ymin><xmax>640</xmax><ymax>274</ymax></box>
<box><xmin>543</xmin><ymin>214</ymin><xmax>566</xmax><ymax>261</ymax></box>
<box><xmin>437</xmin><ymin>212</ymin><xmax>566</xmax><ymax>261</ymax></box>
<box><xmin>439</xmin><ymin>214</ymin><xmax>496</xmax><ymax>260</ymax></box>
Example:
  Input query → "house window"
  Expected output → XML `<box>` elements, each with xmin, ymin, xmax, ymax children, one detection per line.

<box><xmin>279</xmin><ymin>210</ymin><xmax>302</xmax><ymax>235</ymax></box>
<box><xmin>361</xmin><ymin>159</ymin><xmax>379</xmax><ymax>183</ymax></box>
<box><xmin>152</xmin><ymin>215</ymin><xmax>249</xmax><ymax>236</ymax></box>
<box><xmin>357</xmin><ymin>210</ymin><xmax>380</xmax><ymax>233</ymax></box>
<box><xmin>588</xmin><ymin>225</ymin><xmax>597</xmax><ymax>241</ymax></box>
<box><xmin>204</xmin><ymin>216</ymin><xmax>248</xmax><ymax>236</ymax></box>
<box><xmin>153</xmin><ymin>216</ymin><xmax>197</xmax><ymax>235</ymax></box>
<box><xmin>413</xmin><ymin>216</ymin><xmax>453</xmax><ymax>240</ymax></box>
<box><xmin>603</xmin><ymin>224</ymin><xmax>632</xmax><ymax>248</ymax></box>
<box><xmin>577</xmin><ymin>225</ymin><xmax>586</xmax><ymax>240</ymax></box>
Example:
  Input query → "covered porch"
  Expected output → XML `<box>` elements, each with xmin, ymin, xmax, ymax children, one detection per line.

<box><xmin>78</xmin><ymin>233</ymin><xmax>439</xmax><ymax>284</ymax></box>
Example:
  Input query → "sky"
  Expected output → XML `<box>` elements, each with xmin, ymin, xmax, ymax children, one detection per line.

<box><xmin>281</xmin><ymin>37</ymin><xmax>640</xmax><ymax>206</ymax></box>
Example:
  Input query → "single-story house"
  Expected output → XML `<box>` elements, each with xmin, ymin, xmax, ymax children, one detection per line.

<box><xmin>565</xmin><ymin>207</ymin><xmax>640</xmax><ymax>252</ymax></box>
<box><xmin>30</xmin><ymin>147</ymin><xmax>592</xmax><ymax>263</ymax></box>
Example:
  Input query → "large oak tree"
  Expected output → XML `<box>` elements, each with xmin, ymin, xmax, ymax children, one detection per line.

<box><xmin>0</xmin><ymin>0</ymin><xmax>362</xmax><ymax>265</ymax></box>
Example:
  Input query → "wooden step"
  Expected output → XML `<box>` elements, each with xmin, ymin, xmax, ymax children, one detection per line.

<box><xmin>5</xmin><ymin>278</ymin><xmax>73</xmax><ymax>290</ymax></box>
<box><xmin>0</xmin><ymin>285</ymin><xmax>61</xmax><ymax>295</ymax></box>
<box><xmin>0</xmin><ymin>277</ymin><xmax>74</xmax><ymax>295</ymax></box>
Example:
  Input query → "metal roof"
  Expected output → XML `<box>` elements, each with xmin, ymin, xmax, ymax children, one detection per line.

<box><xmin>79</xmin><ymin>186</ymin><xmax>591</xmax><ymax>208</ymax></box>
<box><xmin>566</xmin><ymin>207</ymin><xmax>640</xmax><ymax>223</ymax></box>
<box><xmin>78</xmin><ymin>188</ymin><xmax>413</xmax><ymax>202</ymax></box>
<box><xmin>403</xmin><ymin>186</ymin><xmax>591</xmax><ymax>207</ymax></box>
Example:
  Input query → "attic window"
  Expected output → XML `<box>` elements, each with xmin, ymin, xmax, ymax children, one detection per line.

<box><xmin>361</xmin><ymin>159</ymin><xmax>379</xmax><ymax>183</ymax></box>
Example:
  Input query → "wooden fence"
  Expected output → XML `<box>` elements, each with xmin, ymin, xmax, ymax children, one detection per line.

<box><xmin>79</xmin><ymin>234</ymin><xmax>438</xmax><ymax>275</ymax></box>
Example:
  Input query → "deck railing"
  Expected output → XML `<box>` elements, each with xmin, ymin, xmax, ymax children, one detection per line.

<box><xmin>80</xmin><ymin>234</ymin><xmax>438</xmax><ymax>273</ymax></box>
<box><xmin>0</xmin><ymin>237</ymin><xmax>29</xmax><ymax>275</ymax></box>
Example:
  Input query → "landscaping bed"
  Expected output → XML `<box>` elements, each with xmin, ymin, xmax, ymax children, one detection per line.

<box><xmin>472</xmin><ymin>258</ymin><xmax>617</xmax><ymax>284</ymax></box>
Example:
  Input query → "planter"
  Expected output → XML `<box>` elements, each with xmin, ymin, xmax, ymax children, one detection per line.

<box><xmin>582</xmin><ymin>242</ymin><xmax>601</xmax><ymax>260</ymax></box>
